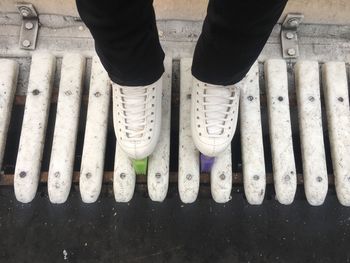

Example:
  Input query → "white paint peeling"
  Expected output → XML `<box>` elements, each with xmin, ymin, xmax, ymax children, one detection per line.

<box><xmin>295</xmin><ymin>61</ymin><xmax>328</xmax><ymax>206</ymax></box>
<box><xmin>80</xmin><ymin>56</ymin><xmax>110</xmax><ymax>203</ymax></box>
<box><xmin>322</xmin><ymin>62</ymin><xmax>350</xmax><ymax>206</ymax></box>
<box><xmin>239</xmin><ymin>62</ymin><xmax>266</xmax><ymax>205</ymax></box>
<box><xmin>265</xmin><ymin>59</ymin><xmax>296</xmax><ymax>205</ymax></box>
<box><xmin>178</xmin><ymin>58</ymin><xmax>200</xmax><ymax>203</ymax></box>
<box><xmin>210</xmin><ymin>145</ymin><xmax>232</xmax><ymax>203</ymax></box>
<box><xmin>113</xmin><ymin>143</ymin><xmax>136</xmax><ymax>202</ymax></box>
<box><xmin>14</xmin><ymin>53</ymin><xmax>56</xmax><ymax>203</ymax></box>
<box><xmin>48</xmin><ymin>53</ymin><xmax>85</xmax><ymax>204</ymax></box>
<box><xmin>147</xmin><ymin>57</ymin><xmax>172</xmax><ymax>202</ymax></box>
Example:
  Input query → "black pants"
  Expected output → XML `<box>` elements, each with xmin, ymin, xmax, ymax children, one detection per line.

<box><xmin>76</xmin><ymin>0</ymin><xmax>288</xmax><ymax>86</ymax></box>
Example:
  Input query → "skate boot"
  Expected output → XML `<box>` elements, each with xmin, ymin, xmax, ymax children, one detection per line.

<box><xmin>112</xmin><ymin>77</ymin><xmax>162</xmax><ymax>174</ymax></box>
<box><xmin>191</xmin><ymin>78</ymin><xmax>240</xmax><ymax>172</ymax></box>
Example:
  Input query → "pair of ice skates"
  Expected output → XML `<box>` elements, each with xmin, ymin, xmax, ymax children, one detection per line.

<box><xmin>113</xmin><ymin>75</ymin><xmax>239</xmax><ymax>174</ymax></box>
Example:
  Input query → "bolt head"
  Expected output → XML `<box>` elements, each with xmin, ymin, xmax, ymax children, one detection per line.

<box><xmin>186</xmin><ymin>174</ymin><xmax>192</xmax><ymax>180</ymax></box>
<box><xmin>287</xmin><ymin>48</ymin><xmax>296</xmax><ymax>56</ymax></box>
<box><xmin>285</xmin><ymin>32</ymin><xmax>294</xmax><ymax>39</ymax></box>
<box><xmin>22</xmin><ymin>40</ymin><xmax>31</xmax><ymax>47</ymax></box>
<box><xmin>316</xmin><ymin>176</ymin><xmax>323</xmax><ymax>183</ymax></box>
<box><xmin>25</xmin><ymin>22</ymin><xmax>34</xmax><ymax>30</ymax></box>
<box><xmin>19</xmin><ymin>171</ymin><xmax>27</xmax><ymax>178</ymax></box>
<box><xmin>21</xmin><ymin>9</ymin><xmax>30</xmax><ymax>17</ymax></box>
<box><xmin>219</xmin><ymin>174</ymin><xmax>226</xmax><ymax>180</ymax></box>
<box><xmin>288</xmin><ymin>19</ymin><xmax>299</xmax><ymax>27</ymax></box>
<box><xmin>247</xmin><ymin>95</ymin><xmax>254</xmax><ymax>101</ymax></box>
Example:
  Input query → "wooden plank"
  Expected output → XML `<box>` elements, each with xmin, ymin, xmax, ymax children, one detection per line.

<box><xmin>265</xmin><ymin>59</ymin><xmax>297</xmax><ymax>205</ymax></box>
<box><xmin>178</xmin><ymin>58</ymin><xmax>200</xmax><ymax>203</ymax></box>
<box><xmin>147</xmin><ymin>57</ymin><xmax>172</xmax><ymax>202</ymax></box>
<box><xmin>48</xmin><ymin>53</ymin><xmax>85</xmax><ymax>204</ymax></box>
<box><xmin>295</xmin><ymin>61</ymin><xmax>328</xmax><ymax>206</ymax></box>
<box><xmin>240</xmin><ymin>62</ymin><xmax>266</xmax><ymax>205</ymax></box>
<box><xmin>322</xmin><ymin>62</ymin><xmax>350</xmax><ymax>206</ymax></box>
<box><xmin>14</xmin><ymin>53</ymin><xmax>56</xmax><ymax>203</ymax></box>
<box><xmin>79</xmin><ymin>56</ymin><xmax>110</xmax><ymax>203</ymax></box>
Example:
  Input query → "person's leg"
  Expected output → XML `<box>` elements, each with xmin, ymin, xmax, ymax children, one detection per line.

<box><xmin>192</xmin><ymin>0</ymin><xmax>288</xmax><ymax>85</ymax></box>
<box><xmin>191</xmin><ymin>0</ymin><xmax>288</xmax><ymax>157</ymax></box>
<box><xmin>76</xmin><ymin>0</ymin><xmax>164</xmax><ymax>86</ymax></box>
<box><xmin>76</xmin><ymin>0</ymin><xmax>164</xmax><ymax>159</ymax></box>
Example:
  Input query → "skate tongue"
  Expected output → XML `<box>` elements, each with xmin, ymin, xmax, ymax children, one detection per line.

<box><xmin>204</xmin><ymin>86</ymin><xmax>232</xmax><ymax>136</ymax></box>
<box><xmin>122</xmin><ymin>87</ymin><xmax>147</xmax><ymax>139</ymax></box>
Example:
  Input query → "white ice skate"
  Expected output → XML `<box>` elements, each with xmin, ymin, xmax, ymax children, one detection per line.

<box><xmin>191</xmin><ymin>78</ymin><xmax>240</xmax><ymax>158</ymax></box>
<box><xmin>112</xmin><ymin>77</ymin><xmax>162</xmax><ymax>161</ymax></box>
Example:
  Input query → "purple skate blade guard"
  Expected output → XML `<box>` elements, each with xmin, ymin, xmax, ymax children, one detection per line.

<box><xmin>200</xmin><ymin>154</ymin><xmax>215</xmax><ymax>173</ymax></box>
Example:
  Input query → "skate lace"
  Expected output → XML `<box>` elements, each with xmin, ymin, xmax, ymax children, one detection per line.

<box><xmin>201</xmin><ymin>86</ymin><xmax>236</xmax><ymax>138</ymax></box>
<box><xmin>119</xmin><ymin>86</ymin><xmax>154</xmax><ymax>140</ymax></box>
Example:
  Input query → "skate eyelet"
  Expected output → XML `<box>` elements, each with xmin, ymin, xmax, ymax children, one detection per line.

<box><xmin>196</xmin><ymin>108</ymin><xmax>199</xmax><ymax>111</ymax></box>
<box><xmin>149</xmin><ymin>129</ymin><xmax>152</xmax><ymax>131</ymax></box>
<box><xmin>152</xmin><ymin>104</ymin><xmax>154</xmax><ymax>107</ymax></box>
<box><xmin>197</xmin><ymin>117</ymin><xmax>199</xmax><ymax>120</ymax></box>
<box><xmin>152</xmin><ymin>96</ymin><xmax>155</xmax><ymax>99</ymax></box>
<box><xmin>148</xmin><ymin>137</ymin><xmax>151</xmax><ymax>140</ymax></box>
<box><xmin>151</xmin><ymin>120</ymin><xmax>154</xmax><ymax>123</ymax></box>
<box><xmin>199</xmin><ymin>133</ymin><xmax>202</xmax><ymax>136</ymax></box>
<box><xmin>197</xmin><ymin>125</ymin><xmax>200</xmax><ymax>128</ymax></box>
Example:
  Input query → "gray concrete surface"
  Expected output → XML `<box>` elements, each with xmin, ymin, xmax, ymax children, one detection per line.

<box><xmin>1</xmin><ymin>0</ymin><xmax>350</xmax><ymax>25</ymax></box>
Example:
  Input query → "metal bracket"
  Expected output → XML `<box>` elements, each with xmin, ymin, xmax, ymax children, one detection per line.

<box><xmin>281</xmin><ymin>13</ymin><xmax>304</xmax><ymax>59</ymax></box>
<box><xmin>16</xmin><ymin>3</ymin><xmax>39</xmax><ymax>50</ymax></box>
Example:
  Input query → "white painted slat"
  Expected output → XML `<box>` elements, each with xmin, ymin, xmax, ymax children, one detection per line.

<box><xmin>322</xmin><ymin>62</ymin><xmax>350</xmax><ymax>206</ymax></box>
<box><xmin>265</xmin><ymin>59</ymin><xmax>296</xmax><ymax>205</ymax></box>
<box><xmin>0</xmin><ymin>59</ymin><xmax>19</xmax><ymax>169</ymax></box>
<box><xmin>79</xmin><ymin>56</ymin><xmax>110</xmax><ymax>203</ymax></box>
<box><xmin>48</xmin><ymin>54</ymin><xmax>85</xmax><ymax>204</ymax></box>
<box><xmin>147</xmin><ymin>57</ymin><xmax>172</xmax><ymax>202</ymax></box>
<box><xmin>14</xmin><ymin>53</ymin><xmax>56</xmax><ymax>203</ymax></box>
<box><xmin>240</xmin><ymin>62</ymin><xmax>266</xmax><ymax>205</ymax></box>
<box><xmin>295</xmin><ymin>61</ymin><xmax>328</xmax><ymax>206</ymax></box>
<box><xmin>113</xmin><ymin>143</ymin><xmax>136</xmax><ymax>203</ymax></box>
<box><xmin>210</xmin><ymin>145</ymin><xmax>232</xmax><ymax>203</ymax></box>
<box><xmin>178</xmin><ymin>58</ymin><xmax>200</xmax><ymax>203</ymax></box>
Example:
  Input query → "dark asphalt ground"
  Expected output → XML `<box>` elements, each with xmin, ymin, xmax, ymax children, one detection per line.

<box><xmin>0</xmin><ymin>184</ymin><xmax>350</xmax><ymax>263</ymax></box>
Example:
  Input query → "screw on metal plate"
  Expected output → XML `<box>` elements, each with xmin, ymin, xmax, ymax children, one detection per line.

<box><xmin>281</xmin><ymin>13</ymin><xmax>304</xmax><ymax>59</ymax></box>
<box><xmin>16</xmin><ymin>3</ymin><xmax>39</xmax><ymax>50</ymax></box>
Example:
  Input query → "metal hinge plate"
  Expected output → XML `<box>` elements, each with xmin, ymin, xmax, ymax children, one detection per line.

<box><xmin>281</xmin><ymin>13</ymin><xmax>304</xmax><ymax>59</ymax></box>
<box><xmin>16</xmin><ymin>3</ymin><xmax>39</xmax><ymax>50</ymax></box>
